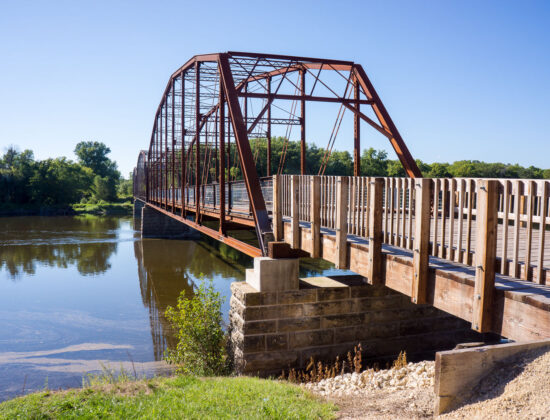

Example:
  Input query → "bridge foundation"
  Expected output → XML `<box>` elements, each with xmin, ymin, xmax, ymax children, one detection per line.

<box><xmin>230</xmin><ymin>275</ymin><xmax>485</xmax><ymax>376</ymax></box>
<box><xmin>133</xmin><ymin>199</ymin><xmax>145</xmax><ymax>219</ymax></box>
<box><xmin>141</xmin><ymin>205</ymin><xmax>200</xmax><ymax>239</ymax></box>
<box><xmin>245</xmin><ymin>257</ymin><xmax>299</xmax><ymax>292</ymax></box>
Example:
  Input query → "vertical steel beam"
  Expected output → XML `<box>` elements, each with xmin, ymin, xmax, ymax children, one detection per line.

<box><xmin>219</xmin><ymin>85</ymin><xmax>226</xmax><ymax>234</ymax></box>
<box><xmin>244</xmin><ymin>82</ymin><xmax>248</xmax><ymax>129</ymax></box>
<box><xmin>300</xmin><ymin>69</ymin><xmax>306</xmax><ymax>175</ymax></box>
<box><xmin>160</xmin><ymin>108</ymin><xmax>163</xmax><ymax>204</ymax></box>
<box><xmin>267</xmin><ymin>76</ymin><xmax>272</xmax><ymax>177</ymax></box>
<box><xmin>353</xmin><ymin>75</ymin><xmax>361</xmax><ymax>177</ymax></box>
<box><xmin>227</xmin><ymin>113</ymin><xmax>231</xmax><ymax>211</ymax></box>
<box><xmin>218</xmin><ymin>53</ymin><xmax>273</xmax><ymax>255</ymax></box>
<box><xmin>195</xmin><ymin>61</ymin><xmax>201</xmax><ymax>222</ymax></box>
<box><xmin>164</xmin><ymin>97</ymin><xmax>168</xmax><ymax>208</ymax></box>
<box><xmin>171</xmin><ymin>80</ymin><xmax>176</xmax><ymax>211</ymax></box>
<box><xmin>180</xmin><ymin>71</ymin><xmax>186</xmax><ymax>217</ymax></box>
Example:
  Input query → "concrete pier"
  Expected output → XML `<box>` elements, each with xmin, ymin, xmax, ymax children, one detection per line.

<box><xmin>230</xmin><ymin>274</ymin><xmax>484</xmax><ymax>376</ymax></box>
<box><xmin>245</xmin><ymin>257</ymin><xmax>300</xmax><ymax>292</ymax></box>
<box><xmin>133</xmin><ymin>199</ymin><xmax>146</xmax><ymax>219</ymax></box>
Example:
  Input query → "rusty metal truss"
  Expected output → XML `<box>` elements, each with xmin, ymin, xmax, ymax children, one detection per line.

<box><xmin>136</xmin><ymin>51</ymin><xmax>421</xmax><ymax>256</ymax></box>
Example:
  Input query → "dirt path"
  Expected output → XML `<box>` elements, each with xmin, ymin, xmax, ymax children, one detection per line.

<box><xmin>304</xmin><ymin>348</ymin><xmax>550</xmax><ymax>419</ymax></box>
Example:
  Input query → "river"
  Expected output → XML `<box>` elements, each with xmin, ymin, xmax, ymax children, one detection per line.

<box><xmin>0</xmin><ymin>215</ymin><xmax>337</xmax><ymax>401</ymax></box>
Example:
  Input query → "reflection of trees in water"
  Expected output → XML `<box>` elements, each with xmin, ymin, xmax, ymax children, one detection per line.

<box><xmin>0</xmin><ymin>216</ymin><xmax>120</xmax><ymax>279</ymax></box>
<box><xmin>134</xmin><ymin>237</ymin><xmax>251</xmax><ymax>361</ymax></box>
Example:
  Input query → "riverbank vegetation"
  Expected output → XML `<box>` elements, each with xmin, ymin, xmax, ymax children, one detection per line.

<box><xmin>0</xmin><ymin>141</ymin><xmax>132</xmax><ymax>216</ymax></box>
<box><xmin>0</xmin><ymin>375</ymin><xmax>336</xmax><ymax>419</ymax></box>
<box><xmin>2</xmin><ymin>138</ymin><xmax>548</xmax><ymax>216</ymax></box>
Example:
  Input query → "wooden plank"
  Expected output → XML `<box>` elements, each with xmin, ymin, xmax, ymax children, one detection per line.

<box><xmin>396</xmin><ymin>178</ymin><xmax>402</xmax><ymax>247</ymax></box>
<box><xmin>435</xmin><ymin>339</ymin><xmax>550</xmax><ymax>414</ymax></box>
<box><xmin>310</xmin><ymin>176</ymin><xmax>321</xmax><ymax>258</ymax></box>
<box><xmin>407</xmin><ymin>178</ymin><xmax>414</xmax><ymax>250</ymax></box>
<box><xmin>523</xmin><ymin>180</ymin><xmax>535</xmax><ymax>280</ymax></box>
<box><xmin>448</xmin><ymin>178</ymin><xmax>456</xmax><ymax>261</ymax></box>
<box><xmin>412</xmin><ymin>178</ymin><xmax>432</xmax><ymax>304</ymax></box>
<box><xmin>501</xmin><ymin>180</ymin><xmax>511</xmax><ymax>275</ymax></box>
<box><xmin>291</xmin><ymin>175</ymin><xmax>300</xmax><ymax>249</ymax></box>
<box><xmin>273</xmin><ymin>175</ymin><xmax>283</xmax><ymax>241</ymax></box>
<box><xmin>472</xmin><ymin>179</ymin><xmax>499</xmax><ymax>332</ymax></box>
<box><xmin>335</xmin><ymin>176</ymin><xmax>349</xmax><ymax>268</ymax></box>
<box><xmin>536</xmin><ymin>182</ymin><xmax>548</xmax><ymax>284</ymax></box>
<box><xmin>512</xmin><ymin>181</ymin><xmax>524</xmax><ymax>278</ymax></box>
<box><xmin>439</xmin><ymin>179</ymin><xmax>447</xmax><ymax>259</ymax></box>
<box><xmin>383</xmin><ymin>178</ymin><xmax>389</xmax><ymax>243</ymax></box>
<box><xmin>456</xmin><ymin>179</ymin><xmax>465</xmax><ymax>263</ymax></box>
<box><xmin>432</xmin><ymin>178</ymin><xmax>439</xmax><ymax>257</ymax></box>
<box><xmin>367</xmin><ymin>178</ymin><xmax>384</xmax><ymax>284</ymax></box>
<box><xmin>465</xmin><ymin>179</ymin><xmax>474</xmax><ymax>266</ymax></box>
<box><xmin>389</xmin><ymin>177</ymin><xmax>395</xmax><ymax>245</ymax></box>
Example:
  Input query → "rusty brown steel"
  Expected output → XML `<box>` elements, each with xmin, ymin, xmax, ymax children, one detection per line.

<box><xmin>138</xmin><ymin>51</ymin><xmax>422</xmax><ymax>259</ymax></box>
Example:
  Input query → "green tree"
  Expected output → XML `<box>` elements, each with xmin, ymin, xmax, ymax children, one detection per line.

<box><xmin>360</xmin><ymin>148</ymin><xmax>388</xmax><ymax>176</ymax></box>
<box><xmin>93</xmin><ymin>175</ymin><xmax>117</xmax><ymax>201</ymax></box>
<box><xmin>29</xmin><ymin>158</ymin><xmax>93</xmax><ymax>205</ymax></box>
<box><xmin>118</xmin><ymin>173</ymin><xmax>133</xmax><ymax>197</ymax></box>
<box><xmin>427</xmin><ymin>162</ymin><xmax>451</xmax><ymax>178</ymax></box>
<box><xmin>0</xmin><ymin>147</ymin><xmax>36</xmax><ymax>203</ymax></box>
<box><xmin>74</xmin><ymin>141</ymin><xmax>120</xmax><ymax>180</ymax></box>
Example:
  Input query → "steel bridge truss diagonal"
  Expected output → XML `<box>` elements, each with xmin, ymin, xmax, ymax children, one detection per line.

<box><xmin>138</xmin><ymin>51</ymin><xmax>421</xmax><ymax>256</ymax></box>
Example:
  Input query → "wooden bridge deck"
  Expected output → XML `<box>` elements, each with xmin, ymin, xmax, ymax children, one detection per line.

<box><xmin>145</xmin><ymin>174</ymin><xmax>550</xmax><ymax>342</ymax></box>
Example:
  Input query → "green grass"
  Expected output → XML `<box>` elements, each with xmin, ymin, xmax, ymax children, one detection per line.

<box><xmin>71</xmin><ymin>200</ymin><xmax>132</xmax><ymax>216</ymax></box>
<box><xmin>0</xmin><ymin>376</ymin><xmax>336</xmax><ymax>420</ymax></box>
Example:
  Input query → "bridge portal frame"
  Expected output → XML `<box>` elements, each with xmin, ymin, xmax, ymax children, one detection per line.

<box><xmin>143</xmin><ymin>52</ymin><xmax>421</xmax><ymax>256</ymax></box>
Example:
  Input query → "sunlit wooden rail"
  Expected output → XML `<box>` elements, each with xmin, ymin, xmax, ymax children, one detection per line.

<box><xmin>143</xmin><ymin>174</ymin><xmax>550</xmax><ymax>341</ymax></box>
<box><xmin>276</xmin><ymin>176</ymin><xmax>550</xmax><ymax>282</ymax></box>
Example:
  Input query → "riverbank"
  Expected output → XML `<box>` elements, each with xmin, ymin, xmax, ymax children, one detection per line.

<box><xmin>0</xmin><ymin>375</ymin><xmax>336</xmax><ymax>419</ymax></box>
<box><xmin>0</xmin><ymin>200</ymin><xmax>132</xmax><ymax>217</ymax></box>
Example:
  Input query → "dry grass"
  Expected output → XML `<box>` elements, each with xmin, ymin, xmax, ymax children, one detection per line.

<box><xmin>280</xmin><ymin>346</ymin><xmax>410</xmax><ymax>384</ymax></box>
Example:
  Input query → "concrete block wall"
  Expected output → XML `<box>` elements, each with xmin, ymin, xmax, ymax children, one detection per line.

<box><xmin>133</xmin><ymin>199</ymin><xmax>146</xmax><ymax>219</ymax></box>
<box><xmin>229</xmin><ymin>275</ymin><xmax>483</xmax><ymax>376</ymax></box>
<box><xmin>141</xmin><ymin>205</ymin><xmax>200</xmax><ymax>239</ymax></box>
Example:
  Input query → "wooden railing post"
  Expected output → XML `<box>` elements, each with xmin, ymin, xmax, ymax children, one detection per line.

<box><xmin>291</xmin><ymin>175</ymin><xmax>300</xmax><ymax>249</ymax></box>
<box><xmin>311</xmin><ymin>176</ymin><xmax>321</xmax><ymax>258</ymax></box>
<box><xmin>273</xmin><ymin>175</ymin><xmax>283</xmax><ymax>241</ymax></box>
<box><xmin>367</xmin><ymin>178</ymin><xmax>383</xmax><ymax>285</ymax></box>
<box><xmin>412</xmin><ymin>178</ymin><xmax>432</xmax><ymax>304</ymax></box>
<box><xmin>335</xmin><ymin>176</ymin><xmax>349</xmax><ymax>268</ymax></box>
<box><xmin>536</xmin><ymin>182</ymin><xmax>548</xmax><ymax>284</ymax></box>
<box><xmin>472</xmin><ymin>179</ymin><xmax>499</xmax><ymax>333</ymax></box>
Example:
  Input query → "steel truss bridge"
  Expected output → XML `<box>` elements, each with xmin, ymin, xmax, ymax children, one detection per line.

<box><xmin>134</xmin><ymin>52</ymin><xmax>550</xmax><ymax>342</ymax></box>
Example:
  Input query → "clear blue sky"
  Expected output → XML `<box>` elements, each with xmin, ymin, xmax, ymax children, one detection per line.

<box><xmin>1</xmin><ymin>0</ymin><xmax>549</xmax><ymax>176</ymax></box>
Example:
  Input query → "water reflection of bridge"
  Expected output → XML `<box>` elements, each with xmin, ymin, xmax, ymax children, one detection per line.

<box><xmin>134</xmin><ymin>237</ymin><xmax>250</xmax><ymax>360</ymax></box>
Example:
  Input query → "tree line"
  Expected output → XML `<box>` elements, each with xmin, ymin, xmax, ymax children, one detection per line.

<box><xmin>0</xmin><ymin>141</ymin><xmax>131</xmax><ymax>206</ymax></box>
<box><xmin>226</xmin><ymin>137</ymin><xmax>550</xmax><ymax>179</ymax></box>
<box><xmin>2</xmin><ymin>137</ymin><xmax>549</xmax><ymax>207</ymax></box>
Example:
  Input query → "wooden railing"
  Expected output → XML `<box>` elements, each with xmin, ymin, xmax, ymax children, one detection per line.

<box><xmin>274</xmin><ymin>174</ymin><xmax>549</xmax><ymax>332</ymax></box>
<box><xmin>275</xmin><ymin>175</ymin><xmax>550</xmax><ymax>280</ymax></box>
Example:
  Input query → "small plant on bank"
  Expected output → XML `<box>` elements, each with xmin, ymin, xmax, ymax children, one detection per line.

<box><xmin>164</xmin><ymin>277</ymin><xmax>229</xmax><ymax>376</ymax></box>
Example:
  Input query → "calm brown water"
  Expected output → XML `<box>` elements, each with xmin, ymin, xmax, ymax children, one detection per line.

<box><xmin>0</xmin><ymin>215</ymin><xmax>338</xmax><ymax>401</ymax></box>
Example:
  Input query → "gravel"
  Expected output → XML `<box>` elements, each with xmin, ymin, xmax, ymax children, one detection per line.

<box><xmin>302</xmin><ymin>361</ymin><xmax>434</xmax><ymax>397</ymax></box>
<box><xmin>440</xmin><ymin>347</ymin><xmax>550</xmax><ymax>420</ymax></box>
<box><xmin>303</xmin><ymin>347</ymin><xmax>550</xmax><ymax>419</ymax></box>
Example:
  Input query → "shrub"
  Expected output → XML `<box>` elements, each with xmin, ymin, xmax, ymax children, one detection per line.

<box><xmin>164</xmin><ymin>278</ymin><xmax>228</xmax><ymax>376</ymax></box>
